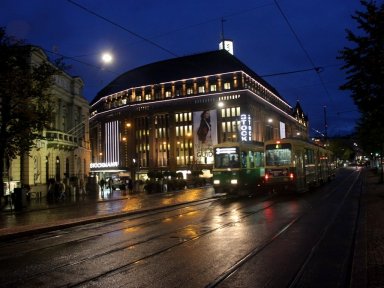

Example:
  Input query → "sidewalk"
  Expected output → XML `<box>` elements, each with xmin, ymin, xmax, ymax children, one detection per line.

<box><xmin>361</xmin><ymin>168</ymin><xmax>384</xmax><ymax>288</ymax></box>
<box><xmin>0</xmin><ymin>186</ymin><xmax>217</xmax><ymax>240</ymax></box>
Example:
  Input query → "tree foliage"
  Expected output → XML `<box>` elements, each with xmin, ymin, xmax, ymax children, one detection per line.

<box><xmin>0</xmin><ymin>27</ymin><xmax>62</xmax><ymax>197</ymax></box>
<box><xmin>338</xmin><ymin>0</ymin><xmax>384</xmax><ymax>179</ymax></box>
<box><xmin>328</xmin><ymin>136</ymin><xmax>356</xmax><ymax>162</ymax></box>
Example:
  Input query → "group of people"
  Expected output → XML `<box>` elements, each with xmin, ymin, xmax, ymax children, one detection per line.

<box><xmin>47</xmin><ymin>179</ymin><xmax>86</xmax><ymax>201</ymax></box>
<box><xmin>98</xmin><ymin>177</ymin><xmax>134</xmax><ymax>196</ymax></box>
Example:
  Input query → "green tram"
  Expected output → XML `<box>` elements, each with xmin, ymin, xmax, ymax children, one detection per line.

<box><xmin>212</xmin><ymin>142</ymin><xmax>265</xmax><ymax>196</ymax></box>
<box><xmin>264</xmin><ymin>138</ymin><xmax>336</xmax><ymax>193</ymax></box>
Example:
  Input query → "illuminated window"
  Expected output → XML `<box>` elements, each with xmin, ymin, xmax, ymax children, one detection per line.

<box><xmin>145</xmin><ymin>93</ymin><xmax>151</xmax><ymax>100</ymax></box>
<box><xmin>210</xmin><ymin>84</ymin><xmax>217</xmax><ymax>92</ymax></box>
<box><xmin>165</xmin><ymin>91</ymin><xmax>172</xmax><ymax>98</ymax></box>
<box><xmin>198</xmin><ymin>86</ymin><xmax>205</xmax><ymax>93</ymax></box>
<box><xmin>187</xmin><ymin>88</ymin><xmax>193</xmax><ymax>95</ymax></box>
<box><xmin>224</xmin><ymin>82</ymin><xmax>231</xmax><ymax>90</ymax></box>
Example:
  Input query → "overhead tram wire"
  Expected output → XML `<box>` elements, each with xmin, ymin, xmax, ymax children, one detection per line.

<box><xmin>273</xmin><ymin>0</ymin><xmax>334</xmax><ymax>104</ymax></box>
<box><xmin>65</xmin><ymin>0</ymin><xmax>329</xmax><ymax>79</ymax></box>
<box><xmin>261</xmin><ymin>66</ymin><xmax>323</xmax><ymax>77</ymax></box>
<box><xmin>40</xmin><ymin>48</ymin><xmax>119</xmax><ymax>76</ymax></box>
<box><xmin>66</xmin><ymin>0</ymin><xmax>179</xmax><ymax>58</ymax></box>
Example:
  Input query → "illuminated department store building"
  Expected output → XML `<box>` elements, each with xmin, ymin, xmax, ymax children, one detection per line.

<box><xmin>89</xmin><ymin>43</ymin><xmax>308</xmax><ymax>181</ymax></box>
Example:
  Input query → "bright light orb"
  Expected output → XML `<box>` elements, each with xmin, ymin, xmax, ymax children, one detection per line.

<box><xmin>101</xmin><ymin>52</ymin><xmax>113</xmax><ymax>64</ymax></box>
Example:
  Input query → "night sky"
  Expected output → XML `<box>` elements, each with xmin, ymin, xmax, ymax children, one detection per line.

<box><xmin>1</xmin><ymin>0</ymin><xmax>364</xmax><ymax>137</ymax></box>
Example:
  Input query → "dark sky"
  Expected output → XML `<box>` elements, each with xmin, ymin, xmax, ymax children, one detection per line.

<box><xmin>1</xmin><ymin>0</ymin><xmax>363</xmax><ymax>137</ymax></box>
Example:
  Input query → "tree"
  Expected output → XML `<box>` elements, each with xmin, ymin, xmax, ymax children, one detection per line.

<box><xmin>328</xmin><ymin>136</ymin><xmax>356</xmax><ymax>163</ymax></box>
<box><xmin>338</xmin><ymin>0</ymin><xmax>384</xmax><ymax>182</ymax></box>
<box><xmin>0</xmin><ymin>27</ymin><xmax>62</xmax><ymax>199</ymax></box>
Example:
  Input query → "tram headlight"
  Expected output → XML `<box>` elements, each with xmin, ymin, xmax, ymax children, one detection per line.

<box><xmin>213</xmin><ymin>179</ymin><xmax>220</xmax><ymax>185</ymax></box>
<box><xmin>230</xmin><ymin>179</ymin><xmax>238</xmax><ymax>185</ymax></box>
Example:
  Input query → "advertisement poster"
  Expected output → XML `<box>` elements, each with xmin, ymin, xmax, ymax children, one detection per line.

<box><xmin>193</xmin><ymin>110</ymin><xmax>218</xmax><ymax>164</ymax></box>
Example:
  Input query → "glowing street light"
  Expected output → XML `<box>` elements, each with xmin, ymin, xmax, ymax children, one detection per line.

<box><xmin>101</xmin><ymin>52</ymin><xmax>113</xmax><ymax>64</ymax></box>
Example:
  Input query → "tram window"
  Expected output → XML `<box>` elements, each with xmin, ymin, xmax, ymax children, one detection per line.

<box><xmin>241</xmin><ymin>152</ymin><xmax>247</xmax><ymax>168</ymax></box>
<box><xmin>266</xmin><ymin>144</ymin><xmax>292</xmax><ymax>166</ymax></box>
<box><xmin>305</xmin><ymin>149</ymin><xmax>315</xmax><ymax>164</ymax></box>
<box><xmin>230</xmin><ymin>155</ymin><xmax>240</xmax><ymax>167</ymax></box>
<box><xmin>249</xmin><ymin>151</ymin><xmax>255</xmax><ymax>168</ymax></box>
<box><xmin>214</xmin><ymin>147</ymin><xmax>240</xmax><ymax>168</ymax></box>
<box><xmin>255</xmin><ymin>151</ymin><xmax>264</xmax><ymax>166</ymax></box>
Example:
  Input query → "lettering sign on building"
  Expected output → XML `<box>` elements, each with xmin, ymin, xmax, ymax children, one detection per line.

<box><xmin>240</xmin><ymin>114</ymin><xmax>252</xmax><ymax>141</ymax></box>
<box><xmin>90</xmin><ymin>162</ymin><xmax>119</xmax><ymax>169</ymax></box>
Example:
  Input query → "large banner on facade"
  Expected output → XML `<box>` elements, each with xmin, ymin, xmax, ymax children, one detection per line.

<box><xmin>193</xmin><ymin>110</ymin><xmax>218</xmax><ymax>165</ymax></box>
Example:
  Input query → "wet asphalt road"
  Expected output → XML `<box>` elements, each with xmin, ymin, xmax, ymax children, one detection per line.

<box><xmin>0</xmin><ymin>168</ymin><xmax>363</xmax><ymax>287</ymax></box>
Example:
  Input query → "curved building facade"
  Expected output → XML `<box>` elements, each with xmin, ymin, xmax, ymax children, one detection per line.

<box><xmin>89</xmin><ymin>49</ymin><xmax>308</xmax><ymax>181</ymax></box>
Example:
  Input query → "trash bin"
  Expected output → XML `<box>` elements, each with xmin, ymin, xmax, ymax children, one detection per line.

<box><xmin>13</xmin><ymin>187</ymin><xmax>26</xmax><ymax>211</ymax></box>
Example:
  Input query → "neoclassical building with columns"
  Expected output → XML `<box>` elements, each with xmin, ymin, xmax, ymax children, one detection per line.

<box><xmin>5</xmin><ymin>46</ymin><xmax>90</xmax><ymax>196</ymax></box>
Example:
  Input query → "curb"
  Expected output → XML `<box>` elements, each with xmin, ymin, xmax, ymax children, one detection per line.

<box><xmin>0</xmin><ymin>196</ymin><xmax>218</xmax><ymax>241</ymax></box>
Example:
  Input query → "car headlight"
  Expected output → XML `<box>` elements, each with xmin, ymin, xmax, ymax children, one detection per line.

<box><xmin>230</xmin><ymin>179</ymin><xmax>238</xmax><ymax>185</ymax></box>
<box><xmin>213</xmin><ymin>179</ymin><xmax>220</xmax><ymax>185</ymax></box>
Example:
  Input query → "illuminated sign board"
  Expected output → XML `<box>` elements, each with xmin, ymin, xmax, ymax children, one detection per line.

<box><xmin>215</xmin><ymin>147</ymin><xmax>237</xmax><ymax>154</ymax></box>
<box><xmin>90</xmin><ymin>162</ymin><xmax>119</xmax><ymax>169</ymax></box>
<box><xmin>240</xmin><ymin>114</ymin><xmax>252</xmax><ymax>141</ymax></box>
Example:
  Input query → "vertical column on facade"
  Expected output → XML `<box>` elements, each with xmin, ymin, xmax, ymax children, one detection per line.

<box><xmin>182</xmin><ymin>81</ymin><xmax>186</xmax><ymax>96</ymax></box>
<box><xmin>141</xmin><ymin>87</ymin><xmax>144</xmax><ymax>101</ymax></box>
<box><xmin>148</xmin><ymin>113</ymin><xmax>156</xmax><ymax>169</ymax></box>
<box><xmin>129</xmin><ymin>117</ymin><xmax>135</xmax><ymax>176</ymax></box>
<box><xmin>232</xmin><ymin>73</ymin><xmax>237</xmax><ymax>89</ymax></box>
<box><xmin>168</xmin><ymin>112</ymin><xmax>177</xmax><ymax>171</ymax></box>
<box><xmin>131</xmin><ymin>89</ymin><xmax>136</xmax><ymax>102</ymax></box>
<box><xmin>57</xmin><ymin>99</ymin><xmax>62</xmax><ymax>130</ymax></box>
<box><xmin>217</xmin><ymin>106</ymin><xmax>223</xmax><ymax>143</ymax></box>
<box><xmin>252</xmin><ymin>106</ymin><xmax>262</xmax><ymax>142</ymax></box>
<box><xmin>151</xmin><ymin>85</ymin><xmax>155</xmax><ymax>100</ymax></box>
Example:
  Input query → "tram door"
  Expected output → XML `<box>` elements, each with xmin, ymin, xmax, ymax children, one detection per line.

<box><xmin>294</xmin><ymin>147</ymin><xmax>305</xmax><ymax>192</ymax></box>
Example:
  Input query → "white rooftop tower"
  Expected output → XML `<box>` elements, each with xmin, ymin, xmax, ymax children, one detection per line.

<box><xmin>219</xmin><ymin>39</ymin><xmax>234</xmax><ymax>55</ymax></box>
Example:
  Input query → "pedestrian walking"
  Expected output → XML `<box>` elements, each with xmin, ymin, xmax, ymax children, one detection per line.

<box><xmin>47</xmin><ymin>179</ymin><xmax>55</xmax><ymax>202</ymax></box>
<box><xmin>58</xmin><ymin>180</ymin><xmax>66</xmax><ymax>200</ymax></box>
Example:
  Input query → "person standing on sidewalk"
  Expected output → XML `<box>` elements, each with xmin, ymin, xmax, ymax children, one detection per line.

<box><xmin>99</xmin><ymin>178</ymin><xmax>105</xmax><ymax>198</ymax></box>
<box><xmin>128</xmin><ymin>178</ymin><xmax>133</xmax><ymax>194</ymax></box>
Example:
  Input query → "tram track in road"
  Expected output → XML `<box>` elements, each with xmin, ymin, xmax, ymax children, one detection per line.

<box><xmin>68</xmin><ymin>198</ymin><xmax>281</xmax><ymax>288</ymax></box>
<box><xmin>0</xmin><ymin>198</ymin><xmax>216</xmax><ymax>253</ymax></box>
<box><xmin>0</xmin><ymin>194</ymin><xmax>278</xmax><ymax>288</ymax></box>
<box><xmin>287</xmin><ymin>169</ymin><xmax>363</xmax><ymax>288</ymax></box>
<box><xmin>205</xmin><ymin>168</ymin><xmax>362</xmax><ymax>288</ymax></box>
<box><xmin>1</xmin><ymin>169</ymin><xmax>360</xmax><ymax>287</ymax></box>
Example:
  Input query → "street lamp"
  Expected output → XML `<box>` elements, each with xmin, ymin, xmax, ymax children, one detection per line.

<box><xmin>101</xmin><ymin>52</ymin><xmax>113</xmax><ymax>64</ymax></box>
